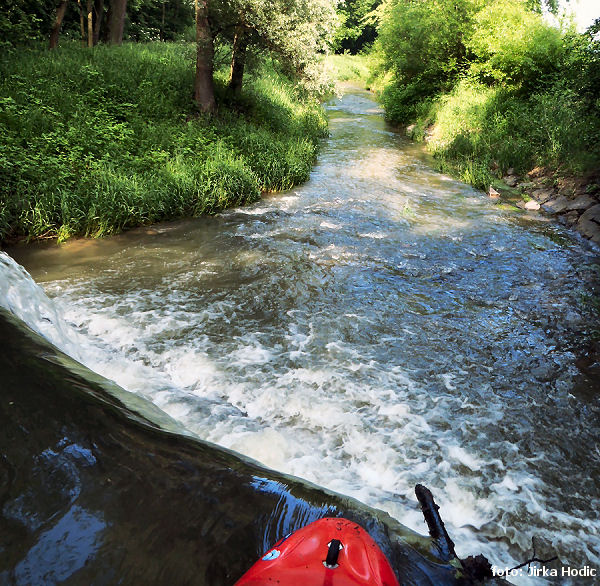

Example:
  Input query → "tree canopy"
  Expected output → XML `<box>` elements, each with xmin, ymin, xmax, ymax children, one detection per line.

<box><xmin>333</xmin><ymin>0</ymin><xmax>380</xmax><ymax>54</ymax></box>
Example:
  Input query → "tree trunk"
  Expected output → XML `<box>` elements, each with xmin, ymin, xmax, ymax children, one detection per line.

<box><xmin>109</xmin><ymin>0</ymin><xmax>127</xmax><ymax>45</ymax></box>
<box><xmin>101</xmin><ymin>2</ymin><xmax>111</xmax><ymax>42</ymax></box>
<box><xmin>87</xmin><ymin>0</ymin><xmax>94</xmax><ymax>47</ymax></box>
<box><xmin>194</xmin><ymin>0</ymin><xmax>216</xmax><ymax>114</ymax></box>
<box><xmin>229</xmin><ymin>26</ymin><xmax>248</xmax><ymax>95</ymax></box>
<box><xmin>49</xmin><ymin>0</ymin><xmax>68</xmax><ymax>49</ymax></box>
<box><xmin>93</xmin><ymin>0</ymin><xmax>105</xmax><ymax>45</ymax></box>
<box><xmin>77</xmin><ymin>0</ymin><xmax>86</xmax><ymax>46</ymax></box>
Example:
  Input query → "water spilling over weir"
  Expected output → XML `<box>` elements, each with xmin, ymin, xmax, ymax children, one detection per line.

<box><xmin>3</xmin><ymin>88</ymin><xmax>600</xmax><ymax>583</ymax></box>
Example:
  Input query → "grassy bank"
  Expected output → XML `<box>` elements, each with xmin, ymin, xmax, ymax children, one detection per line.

<box><xmin>0</xmin><ymin>42</ymin><xmax>327</xmax><ymax>244</ymax></box>
<box><xmin>325</xmin><ymin>54</ymin><xmax>371</xmax><ymax>85</ymax></box>
<box><xmin>371</xmin><ymin>0</ymin><xmax>600</xmax><ymax>192</ymax></box>
<box><xmin>404</xmin><ymin>78</ymin><xmax>600</xmax><ymax>191</ymax></box>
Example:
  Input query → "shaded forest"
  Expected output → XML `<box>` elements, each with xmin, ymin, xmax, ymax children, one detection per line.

<box><xmin>0</xmin><ymin>0</ymin><xmax>340</xmax><ymax>243</ymax></box>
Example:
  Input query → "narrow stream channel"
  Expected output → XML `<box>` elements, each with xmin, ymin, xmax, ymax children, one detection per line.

<box><xmin>5</xmin><ymin>87</ymin><xmax>600</xmax><ymax>583</ymax></box>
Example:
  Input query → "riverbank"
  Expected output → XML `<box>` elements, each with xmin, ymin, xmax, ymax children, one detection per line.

<box><xmin>485</xmin><ymin>166</ymin><xmax>600</xmax><ymax>245</ymax></box>
<box><xmin>400</xmin><ymin>87</ymin><xmax>600</xmax><ymax>245</ymax></box>
<box><xmin>410</xmin><ymin>115</ymin><xmax>600</xmax><ymax>244</ymax></box>
<box><xmin>367</xmin><ymin>0</ymin><xmax>600</xmax><ymax>246</ymax></box>
<box><xmin>0</xmin><ymin>42</ymin><xmax>327</xmax><ymax>245</ymax></box>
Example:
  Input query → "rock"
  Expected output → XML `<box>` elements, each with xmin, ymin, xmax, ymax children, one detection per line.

<box><xmin>518</xmin><ymin>181</ymin><xmax>536</xmax><ymax>190</ymax></box>
<box><xmin>406</xmin><ymin>124</ymin><xmax>416</xmax><ymax>135</ymax></box>
<box><xmin>507</xmin><ymin>167</ymin><xmax>515</xmax><ymax>176</ymax></box>
<box><xmin>531</xmin><ymin>363</ymin><xmax>554</xmax><ymax>382</ymax></box>
<box><xmin>565</xmin><ymin>310</ymin><xmax>582</xmax><ymax>326</ymax></box>
<box><xmin>525</xmin><ymin>200</ymin><xmax>541</xmax><ymax>211</ymax></box>
<box><xmin>531</xmin><ymin>188</ymin><xmax>556</xmax><ymax>203</ymax></box>
<box><xmin>488</xmin><ymin>186</ymin><xmax>500</xmax><ymax>198</ymax></box>
<box><xmin>461</xmin><ymin>555</ymin><xmax>493</xmax><ymax>581</ymax></box>
<box><xmin>577</xmin><ymin>204</ymin><xmax>600</xmax><ymax>243</ymax></box>
<box><xmin>542</xmin><ymin>195</ymin><xmax>570</xmax><ymax>214</ymax></box>
<box><xmin>504</xmin><ymin>176</ymin><xmax>518</xmax><ymax>188</ymax></box>
<box><xmin>559</xmin><ymin>210</ymin><xmax>580</xmax><ymax>226</ymax></box>
<box><xmin>566</xmin><ymin>194</ymin><xmax>597</xmax><ymax>212</ymax></box>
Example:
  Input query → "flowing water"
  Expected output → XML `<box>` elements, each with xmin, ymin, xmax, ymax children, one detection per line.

<box><xmin>4</xmin><ymin>88</ymin><xmax>600</xmax><ymax>583</ymax></box>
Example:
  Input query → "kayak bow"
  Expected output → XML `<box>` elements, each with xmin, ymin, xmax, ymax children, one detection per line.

<box><xmin>235</xmin><ymin>517</ymin><xmax>400</xmax><ymax>585</ymax></box>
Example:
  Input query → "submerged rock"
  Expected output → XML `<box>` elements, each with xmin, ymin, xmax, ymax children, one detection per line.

<box><xmin>559</xmin><ymin>210</ymin><xmax>580</xmax><ymax>227</ymax></box>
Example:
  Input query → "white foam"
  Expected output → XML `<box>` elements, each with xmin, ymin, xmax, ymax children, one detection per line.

<box><xmin>358</xmin><ymin>232</ymin><xmax>386</xmax><ymax>239</ymax></box>
<box><xmin>2</xmin><ymin>88</ymin><xmax>598</xmax><ymax>586</ymax></box>
<box><xmin>320</xmin><ymin>221</ymin><xmax>341</xmax><ymax>230</ymax></box>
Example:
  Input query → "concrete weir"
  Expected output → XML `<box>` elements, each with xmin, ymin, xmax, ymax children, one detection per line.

<box><xmin>0</xmin><ymin>309</ymin><xmax>491</xmax><ymax>585</ymax></box>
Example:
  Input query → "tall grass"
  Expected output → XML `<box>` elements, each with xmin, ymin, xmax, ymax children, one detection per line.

<box><xmin>325</xmin><ymin>54</ymin><xmax>372</xmax><ymax>85</ymax></box>
<box><xmin>0</xmin><ymin>42</ymin><xmax>327</xmax><ymax>243</ymax></box>
<box><xmin>408</xmin><ymin>79</ymin><xmax>600</xmax><ymax>190</ymax></box>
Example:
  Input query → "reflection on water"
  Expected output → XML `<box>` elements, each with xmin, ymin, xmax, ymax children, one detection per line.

<box><xmin>14</xmin><ymin>506</ymin><xmax>105</xmax><ymax>584</ymax></box>
<box><xmin>1</xmin><ymin>310</ymin><xmax>455</xmax><ymax>584</ymax></box>
<box><xmin>7</xmin><ymin>88</ymin><xmax>600</xmax><ymax>583</ymax></box>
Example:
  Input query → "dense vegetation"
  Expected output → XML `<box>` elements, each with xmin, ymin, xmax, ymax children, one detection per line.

<box><xmin>0</xmin><ymin>0</ymin><xmax>340</xmax><ymax>244</ymax></box>
<box><xmin>333</xmin><ymin>0</ymin><xmax>380</xmax><ymax>54</ymax></box>
<box><xmin>0</xmin><ymin>42</ymin><xmax>327</xmax><ymax>243</ymax></box>
<box><xmin>371</xmin><ymin>0</ymin><xmax>600</xmax><ymax>189</ymax></box>
<box><xmin>3</xmin><ymin>0</ymin><xmax>598</xmax><ymax>244</ymax></box>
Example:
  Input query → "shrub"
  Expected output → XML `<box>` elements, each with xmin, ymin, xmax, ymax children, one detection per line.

<box><xmin>466</xmin><ymin>0</ymin><xmax>563</xmax><ymax>90</ymax></box>
<box><xmin>373</xmin><ymin>0</ymin><xmax>479</xmax><ymax>123</ymax></box>
<box><xmin>0</xmin><ymin>42</ymin><xmax>326</xmax><ymax>243</ymax></box>
<box><xmin>373</xmin><ymin>0</ymin><xmax>600</xmax><ymax>186</ymax></box>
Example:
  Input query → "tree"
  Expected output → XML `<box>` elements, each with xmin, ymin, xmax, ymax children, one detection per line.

<box><xmin>466</xmin><ymin>0</ymin><xmax>563</xmax><ymax>90</ymax></box>
<box><xmin>211</xmin><ymin>0</ymin><xmax>338</xmax><ymax>95</ymax></box>
<box><xmin>87</xmin><ymin>0</ymin><xmax>93</xmax><ymax>47</ymax></box>
<box><xmin>1</xmin><ymin>0</ymin><xmax>52</xmax><ymax>47</ymax></box>
<box><xmin>49</xmin><ymin>0</ymin><xmax>68</xmax><ymax>48</ymax></box>
<box><xmin>373</xmin><ymin>0</ymin><xmax>480</xmax><ymax>121</ymax></box>
<box><xmin>229</xmin><ymin>24</ymin><xmax>249</xmax><ymax>95</ymax></box>
<box><xmin>109</xmin><ymin>0</ymin><xmax>127</xmax><ymax>44</ymax></box>
<box><xmin>93</xmin><ymin>0</ymin><xmax>105</xmax><ymax>45</ymax></box>
<box><xmin>194</xmin><ymin>0</ymin><xmax>216</xmax><ymax>112</ymax></box>
<box><xmin>126</xmin><ymin>0</ymin><xmax>194</xmax><ymax>42</ymax></box>
<box><xmin>334</xmin><ymin>0</ymin><xmax>380</xmax><ymax>54</ymax></box>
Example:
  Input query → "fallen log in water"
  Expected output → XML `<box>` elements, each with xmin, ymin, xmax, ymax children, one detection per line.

<box><xmin>0</xmin><ymin>310</ymin><xmax>504</xmax><ymax>584</ymax></box>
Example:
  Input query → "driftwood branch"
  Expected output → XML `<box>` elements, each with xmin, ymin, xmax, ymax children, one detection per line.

<box><xmin>415</xmin><ymin>484</ymin><xmax>493</xmax><ymax>581</ymax></box>
<box><xmin>416</xmin><ymin>485</ymin><xmax>558</xmax><ymax>583</ymax></box>
<box><xmin>415</xmin><ymin>483</ymin><xmax>457</xmax><ymax>561</ymax></box>
<box><xmin>508</xmin><ymin>537</ymin><xmax>558</xmax><ymax>571</ymax></box>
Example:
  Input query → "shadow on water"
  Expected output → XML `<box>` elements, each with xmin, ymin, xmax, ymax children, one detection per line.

<box><xmin>0</xmin><ymin>309</ymin><xmax>467</xmax><ymax>585</ymax></box>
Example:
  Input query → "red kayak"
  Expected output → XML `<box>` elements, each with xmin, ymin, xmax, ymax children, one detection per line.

<box><xmin>235</xmin><ymin>517</ymin><xmax>400</xmax><ymax>585</ymax></box>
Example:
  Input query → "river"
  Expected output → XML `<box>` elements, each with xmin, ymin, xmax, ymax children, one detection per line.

<box><xmin>4</xmin><ymin>87</ymin><xmax>600</xmax><ymax>583</ymax></box>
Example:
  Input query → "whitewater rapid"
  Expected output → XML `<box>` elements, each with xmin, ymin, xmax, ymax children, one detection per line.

<box><xmin>3</xmin><ymin>89</ymin><xmax>600</xmax><ymax>584</ymax></box>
